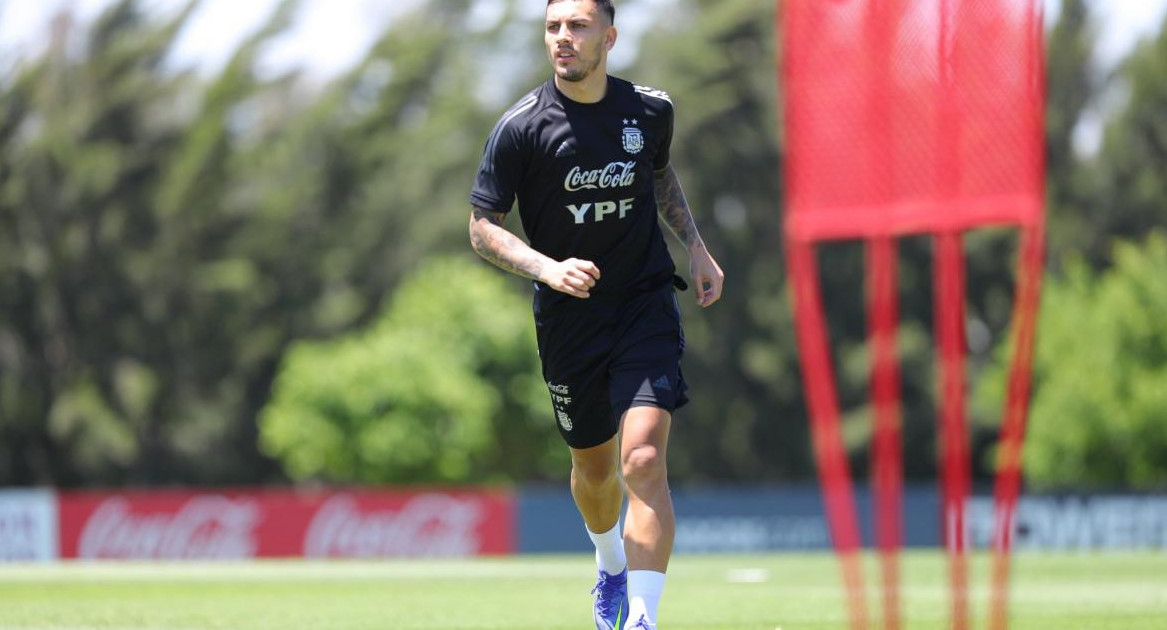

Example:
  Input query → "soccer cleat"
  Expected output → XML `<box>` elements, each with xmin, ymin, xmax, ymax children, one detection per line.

<box><xmin>590</xmin><ymin>569</ymin><xmax>629</xmax><ymax>630</ymax></box>
<box><xmin>628</xmin><ymin>614</ymin><xmax>656</xmax><ymax>629</ymax></box>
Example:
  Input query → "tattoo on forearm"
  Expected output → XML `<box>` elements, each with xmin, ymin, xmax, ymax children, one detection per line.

<box><xmin>654</xmin><ymin>166</ymin><xmax>702</xmax><ymax>249</ymax></box>
<box><xmin>469</xmin><ymin>207</ymin><xmax>546</xmax><ymax>281</ymax></box>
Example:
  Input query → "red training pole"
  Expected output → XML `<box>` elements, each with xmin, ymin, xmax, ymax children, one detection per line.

<box><xmin>989</xmin><ymin>5</ymin><xmax>1048</xmax><ymax>625</ymax></box>
<box><xmin>866</xmin><ymin>236</ymin><xmax>903</xmax><ymax>630</ymax></box>
<box><xmin>787</xmin><ymin>240</ymin><xmax>868</xmax><ymax>630</ymax></box>
<box><xmin>934</xmin><ymin>231</ymin><xmax>971</xmax><ymax>630</ymax></box>
<box><xmin>989</xmin><ymin>222</ymin><xmax>1046</xmax><ymax>630</ymax></box>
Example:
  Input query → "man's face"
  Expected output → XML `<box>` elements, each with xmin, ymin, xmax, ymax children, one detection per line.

<box><xmin>545</xmin><ymin>1</ymin><xmax>614</xmax><ymax>83</ymax></box>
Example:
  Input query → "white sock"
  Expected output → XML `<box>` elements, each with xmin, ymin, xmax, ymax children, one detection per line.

<box><xmin>627</xmin><ymin>570</ymin><xmax>666</xmax><ymax>625</ymax></box>
<box><xmin>586</xmin><ymin>522</ymin><xmax>627</xmax><ymax>575</ymax></box>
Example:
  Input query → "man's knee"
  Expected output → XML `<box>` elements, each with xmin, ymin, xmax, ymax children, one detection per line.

<box><xmin>574</xmin><ymin>461</ymin><xmax>619</xmax><ymax>488</ymax></box>
<box><xmin>571</xmin><ymin>443</ymin><xmax>620</xmax><ymax>489</ymax></box>
<box><xmin>622</xmin><ymin>443</ymin><xmax>665</xmax><ymax>486</ymax></box>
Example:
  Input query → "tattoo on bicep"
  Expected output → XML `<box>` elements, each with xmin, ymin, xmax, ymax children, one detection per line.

<box><xmin>470</xmin><ymin>207</ymin><xmax>545</xmax><ymax>280</ymax></box>
<box><xmin>654</xmin><ymin>167</ymin><xmax>700</xmax><ymax>248</ymax></box>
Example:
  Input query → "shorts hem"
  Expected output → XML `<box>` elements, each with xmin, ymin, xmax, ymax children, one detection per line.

<box><xmin>614</xmin><ymin>394</ymin><xmax>689</xmax><ymax>419</ymax></box>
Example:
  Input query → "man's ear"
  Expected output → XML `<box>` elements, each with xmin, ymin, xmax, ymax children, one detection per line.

<box><xmin>606</xmin><ymin>26</ymin><xmax>618</xmax><ymax>51</ymax></box>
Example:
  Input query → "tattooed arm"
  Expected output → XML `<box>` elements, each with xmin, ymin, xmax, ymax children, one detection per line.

<box><xmin>469</xmin><ymin>206</ymin><xmax>600</xmax><ymax>299</ymax></box>
<box><xmin>654</xmin><ymin>165</ymin><xmax>725</xmax><ymax>307</ymax></box>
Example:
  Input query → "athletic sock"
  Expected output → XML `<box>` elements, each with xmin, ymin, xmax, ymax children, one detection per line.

<box><xmin>627</xmin><ymin>569</ymin><xmax>666</xmax><ymax>625</ymax></box>
<box><xmin>586</xmin><ymin>522</ymin><xmax>627</xmax><ymax>575</ymax></box>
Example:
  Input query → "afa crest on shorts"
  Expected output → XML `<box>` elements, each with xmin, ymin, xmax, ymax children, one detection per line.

<box><xmin>621</xmin><ymin>119</ymin><xmax>644</xmax><ymax>155</ymax></box>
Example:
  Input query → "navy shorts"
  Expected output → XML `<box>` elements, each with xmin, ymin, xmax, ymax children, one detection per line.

<box><xmin>534</xmin><ymin>284</ymin><xmax>689</xmax><ymax>449</ymax></box>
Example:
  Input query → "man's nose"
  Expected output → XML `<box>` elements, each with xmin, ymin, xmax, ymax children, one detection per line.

<box><xmin>553</xmin><ymin>23</ymin><xmax>571</xmax><ymax>41</ymax></box>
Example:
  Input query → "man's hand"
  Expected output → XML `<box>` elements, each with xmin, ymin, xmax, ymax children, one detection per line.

<box><xmin>540</xmin><ymin>258</ymin><xmax>601</xmax><ymax>299</ymax></box>
<box><xmin>469</xmin><ymin>207</ymin><xmax>600</xmax><ymax>300</ymax></box>
<box><xmin>688</xmin><ymin>244</ymin><xmax>724</xmax><ymax>307</ymax></box>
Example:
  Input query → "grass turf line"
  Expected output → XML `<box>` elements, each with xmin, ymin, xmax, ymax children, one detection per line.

<box><xmin>0</xmin><ymin>551</ymin><xmax>1164</xmax><ymax>629</ymax></box>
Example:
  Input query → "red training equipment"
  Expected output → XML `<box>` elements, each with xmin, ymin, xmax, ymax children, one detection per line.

<box><xmin>779</xmin><ymin>1</ymin><xmax>1046</xmax><ymax>629</ymax></box>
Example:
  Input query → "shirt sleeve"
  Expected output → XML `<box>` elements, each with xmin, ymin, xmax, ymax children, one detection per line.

<box><xmin>470</xmin><ymin>112</ymin><xmax>526</xmax><ymax>213</ymax></box>
<box><xmin>653</xmin><ymin>99</ymin><xmax>674</xmax><ymax>171</ymax></box>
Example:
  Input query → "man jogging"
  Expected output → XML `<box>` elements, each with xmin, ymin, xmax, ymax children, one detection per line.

<box><xmin>468</xmin><ymin>1</ymin><xmax>723</xmax><ymax>628</ymax></box>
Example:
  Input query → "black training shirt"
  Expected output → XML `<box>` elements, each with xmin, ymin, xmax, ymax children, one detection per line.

<box><xmin>471</xmin><ymin>76</ymin><xmax>677</xmax><ymax>313</ymax></box>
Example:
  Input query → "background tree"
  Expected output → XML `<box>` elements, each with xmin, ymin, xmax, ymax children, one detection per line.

<box><xmin>0</xmin><ymin>0</ymin><xmax>221</xmax><ymax>486</ymax></box>
<box><xmin>0</xmin><ymin>0</ymin><xmax>1163</xmax><ymax>489</ymax></box>
<box><xmin>0</xmin><ymin>0</ymin><xmax>545</xmax><ymax>487</ymax></box>
<box><xmin>1042</xmin><ymin>0</ymin><xmax>1103</xmax><ymax>267</ymax></box>
<box><xmin>625</xmin><ymin>0</ymin><xmax>809</xmax><ymax>481</ymax></box>
<box><xmin>259</xmin><ymin>255</ymin><xmax>564</xmax><ymax>484</ymax></box>
<box><xmin>1093</xmin><ymin>10</ymin><xmax>1167</xmax><ymax>256</ymax></box>
<box><xmin>976</xmin><ymin>233</ymin><xmax>1167</xmax><ymax>489</ymax></box>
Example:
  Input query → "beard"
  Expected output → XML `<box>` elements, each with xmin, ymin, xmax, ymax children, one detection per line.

<box><xmin>553</xmin><ymin>38</ymin><xmax>605</xmax><ymax>83</ymax></box>
<box><xmin>559</xmin><ymin>57</ymin><xmax>601</xmax><ymax>82</ymax></box>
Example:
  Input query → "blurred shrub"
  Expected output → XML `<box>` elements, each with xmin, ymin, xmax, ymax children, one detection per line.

<box><xmin>976</xmin><ymin>232</ymin><xmax>1167</xmax><ymax>489</ymax></box>
<box><xmin>259</xmin><ymin>255</ymin><xmax>567</xmax><ymax>484</ymax></box>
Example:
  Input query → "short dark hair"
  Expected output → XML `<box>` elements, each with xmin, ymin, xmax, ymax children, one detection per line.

<box><xmin>546</xmin><ymin>0</ymin><xmax>616</xmax><ymax>25</ymax></box>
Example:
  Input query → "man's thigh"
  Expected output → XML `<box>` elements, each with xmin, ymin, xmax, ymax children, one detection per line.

<box><xmin>608</xmin><ymin>287</ymin><xmax>689</xmax><ymax>420</ymax></box>
<box><xmin>536</xmin><ymin>308</ymin><xmax>620</xmax><ymax>449</ymax></box>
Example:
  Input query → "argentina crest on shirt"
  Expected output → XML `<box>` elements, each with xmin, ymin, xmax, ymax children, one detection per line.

<box><xmin>621</xmin><ymin>118</ymin><xmax>644</xmax><ymax>155</ymax></box>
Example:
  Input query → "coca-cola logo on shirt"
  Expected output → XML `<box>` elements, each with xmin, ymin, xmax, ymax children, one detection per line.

<box><xmin>304</xmin><ymin>494</ymin><xmax>485</xmax><ymax>558</ymax></box>
<box><xmin>564</xmin><ymin>161</ymin><xmax>637</xmax><ymax>192</ymax></box>
<box><xmin>78</xmin><ymin>496</ymin><xmax>261</xmax><ymax>559</ymax></box>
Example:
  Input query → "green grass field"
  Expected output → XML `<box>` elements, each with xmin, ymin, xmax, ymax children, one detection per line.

<box><xmin>0</xmin><ymin>551</ymin><xmax>1164</xmax><ymax>629</ymax></box>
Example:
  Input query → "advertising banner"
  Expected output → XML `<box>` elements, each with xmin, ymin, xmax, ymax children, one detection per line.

<box><xmin>0</xmin><ymin>489</ymin><xmax>58</xmax><ymax>562</ymax></box>
<box><xmin>58</xmin><ymin>488</ymin><xmax>514</xmax><ymax>560</ymax></box>
<box><xmin>519</xmin><ymin>485</ymin><xmax>1167</xmax><ymax>553</ymax></box>
<box><xmin>969</xmin><ymin>495</ymin><xmax>1167</xmax><ymax>550</ymax></box>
